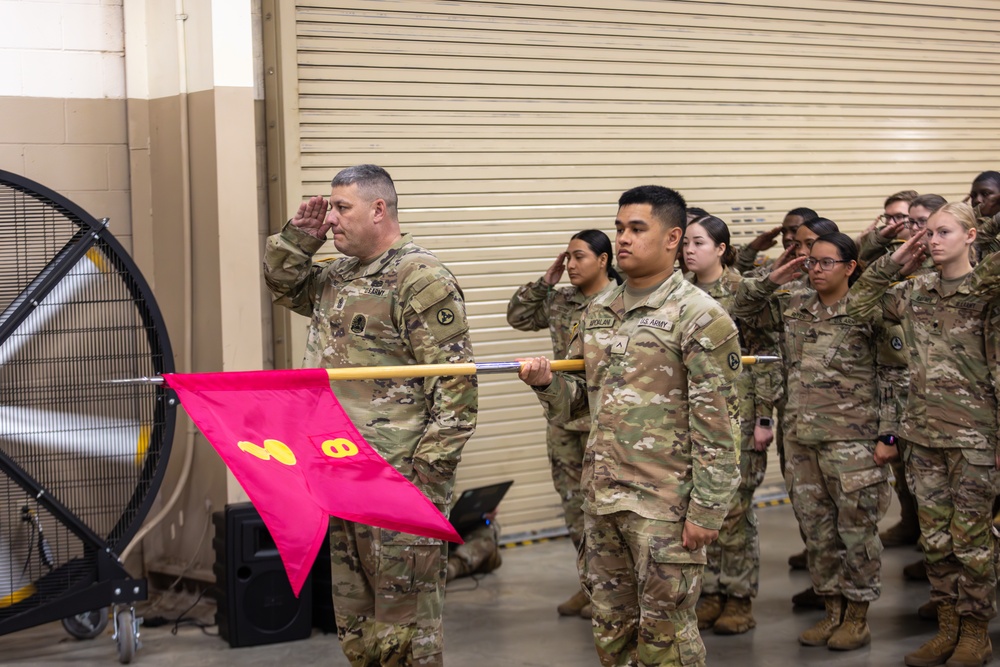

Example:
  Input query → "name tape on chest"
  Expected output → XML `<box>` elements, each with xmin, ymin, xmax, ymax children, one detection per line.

<box><xmin>638</xmin><ymin>317</ymin><xmax>674</xmax><ymax>332</ymax></box>
<box><xmin>587</xmin><ymin>317</ymin><xmax>615</xmax><ymax>328</ymax></box>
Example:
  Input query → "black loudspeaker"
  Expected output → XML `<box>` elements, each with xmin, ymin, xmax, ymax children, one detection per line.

<box><xmin>311</xmin><ymin>530</ymin><xmax>337</xmax><ymax>634</ymax></box>
<box><xmin>212</xmin><ymin>502</ymin><xmax>313</xmax><ymax>648</ymax></box>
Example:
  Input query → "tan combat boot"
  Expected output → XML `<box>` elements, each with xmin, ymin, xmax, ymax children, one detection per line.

<box><xmin>799</xmin><ymin>595</ymin><xmax>844</xmax><ymax>646</ymax></box>
<box><xmin>557</xmin><ymin>589</ymin><xmax>589</xmax><ymax>616</ymax></box>
<box><xmin>827</xmin><ymin>600</ymin><xmax>870</xmax><ymax>650</ymax></box>
<box><xmin>946</xmin><ymin>616</ymin><xmax>992</xmax><ymax>667</ymax></box>
<box><xmin>713</xmin><ymin>596</ymin><xmax>756</xmax><ymax>635</ymax></box>
<box><xmin>904</xmin><ymin>603</ymin><xmax>959</xmax><ymax>667</ymax></box>
<box><xmin>696</xmin><ymin>593</ymin><xmax>725</xmax><ymax>630</ymax></box>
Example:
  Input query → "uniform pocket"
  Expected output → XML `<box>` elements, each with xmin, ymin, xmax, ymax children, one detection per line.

<box><xmin>839</xmin><ymin>465</ymin><xmax>887</xmax><ymax>494</ymax></box>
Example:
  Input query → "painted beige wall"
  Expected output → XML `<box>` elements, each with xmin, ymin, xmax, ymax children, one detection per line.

<box><xmin>0</xmin><ymin>97</ymin><xmax>133</xmax><ymax>250</ymax></box>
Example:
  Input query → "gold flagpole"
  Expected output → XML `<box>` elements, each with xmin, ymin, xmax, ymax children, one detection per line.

<box><xmin>104</xmin><ymin>356</ymin><xmax>778</xmax><ymax>385</ymax></box>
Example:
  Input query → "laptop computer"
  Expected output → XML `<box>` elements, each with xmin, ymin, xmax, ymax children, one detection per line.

<box><xmin>449</xmin><ymin>480</ymin><xmax>514</xmax><ymax>536</ymax></box>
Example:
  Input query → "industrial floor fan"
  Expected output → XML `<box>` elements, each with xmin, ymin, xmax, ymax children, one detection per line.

<box><xmin>0</xmin><ymin>170</ymin><xmax>177</xmax><ymax>662</ymax></box>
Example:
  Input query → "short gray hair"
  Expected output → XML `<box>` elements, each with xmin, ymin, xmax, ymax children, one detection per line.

<box><xmin>332</xmin><ymin>164</ymin><xmax>398</xmax><ymax>215</ymax></box>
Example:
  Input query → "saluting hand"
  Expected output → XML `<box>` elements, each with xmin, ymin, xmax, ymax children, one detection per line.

<box><xmin>890</xmin><ymin>229</ymin><xmax>927</xmax><ymax>267</ymax></box>
<box><xmin>767</xmin><ymin>249</ymin><xmax>807</xmax><ymax>286</ymax></box>
<box><xmin>877</xmin><ymin>216</ymin><xmax>907</xmax><ymax>240</ymax></box>
<box><xmin>543</xmin><ymin>252</ymin><xmax>568</xmax><ymax>286</ymax></box>
<box><xmin>748</xmin><ymin>226</ymin><xmax>782</xmax><ymax>252</ymax></box>
<box><xmin>290</xmin><ymin>195</ymin><xmax>332</xmax><ymax>240</ymax></box>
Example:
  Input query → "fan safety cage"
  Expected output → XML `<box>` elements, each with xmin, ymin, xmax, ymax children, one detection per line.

<box><xmin>0</xmin><ymin>169</ymin><xmax>176</xmax><ymax>633</ymax></box>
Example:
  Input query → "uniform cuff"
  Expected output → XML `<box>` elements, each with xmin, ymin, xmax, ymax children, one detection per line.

<box><xmin>686</xmin><ymin>501</ymin><xmax>726</xmax><ymax>532</ymax></box>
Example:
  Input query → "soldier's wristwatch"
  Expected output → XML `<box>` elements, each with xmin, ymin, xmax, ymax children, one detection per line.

<box><xmin>877</xmin><ymin>434</ymin><xmax>898</xmax><ymax>447</ymax></box>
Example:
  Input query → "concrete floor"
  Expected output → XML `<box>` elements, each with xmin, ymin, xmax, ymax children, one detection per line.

<box><xmin>0</xmin><ymin>499</ymin><xmax>989</xmax><ymax>666</ymax></box>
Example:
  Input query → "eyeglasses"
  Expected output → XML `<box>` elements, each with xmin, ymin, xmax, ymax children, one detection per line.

<box><xmin>904</xmin><ymin>217</ymin><xmax>928</xmax><ymax>230</ymax></box>
<box><xmin>879</xmin><ymin>213</ymin><xmax>910</xmax><ymax>224</ymax></box>
<box><xmin>803</xmin><ymin>257</ymin><xmax>850</xmax><ymax>271</ymax></box>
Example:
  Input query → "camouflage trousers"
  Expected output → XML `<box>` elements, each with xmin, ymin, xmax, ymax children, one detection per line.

<box><xmin>329</xmin><ymin>518</ymin><xmax>447</xmax><ymax>667</ymax></box>
<box><xmin>546</xmin><ymin>422</ymin><xmax>587</xmax><ymax>551</ymax></box>
<box><xmin>905</xmin><ymin>444</ymin><xmax>998</xmax><ymax>621</ymax></box>
<box><xmin>584</xmin><ymin>511</ymin><xmax>706</xmax><ymax>667</ymax></box>
<box><xmin>702</xmin><ymin>449</ymin><xmax>766</xmax><ymax>599</ymax></box>
<box><xmin>786</xmin><ymin>438</ymin><xmax>890</xmax><ymax>601</ymax></box>
<box><xmin>449</xmin><ymin>520</ymin><xmax>501</xmax><ymax>578</ymax></box>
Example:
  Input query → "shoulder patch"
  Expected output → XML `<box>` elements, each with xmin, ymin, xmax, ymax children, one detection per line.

<box><xmin>694</xmin><ymin>312</ymin><xmax>738</xmax><ymax>351</ymax></box>
<box><xmin>728</xmin><ymin>351</ymin><xmax>741</xmax><ymax>371</ymax></box>
<box><xmin>891</xmin><ymin>336</ymin><xmax>903</xmax><ymax>350</ymax></box>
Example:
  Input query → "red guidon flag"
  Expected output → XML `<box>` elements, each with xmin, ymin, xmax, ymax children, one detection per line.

<box><xmin>163</xmin><ymin>368</ymin><xmax>461</xmax><ymax>596</ymax></box>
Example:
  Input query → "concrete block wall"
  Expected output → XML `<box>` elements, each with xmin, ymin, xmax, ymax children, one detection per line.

<box><xmin>0</xmin><ymin>0</ymin><xmax>131</xmax><ymax>249</ymax></box>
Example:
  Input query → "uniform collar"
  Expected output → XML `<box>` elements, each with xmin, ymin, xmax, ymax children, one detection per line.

<box><xmin>336</xmin><ymin>234</ymin><xmax>412</xmax><ymax>278</ymax></box>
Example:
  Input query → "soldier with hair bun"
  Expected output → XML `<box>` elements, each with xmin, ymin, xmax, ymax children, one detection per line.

<box><xmin>506</xmin><ymin>229</ymin><xmax>621</xmax><ymax>619</ymax></box>
<box><xmin>683</xmin><ymin>213</ymin><xmax>777</xmax><ymax>636</ymax></box>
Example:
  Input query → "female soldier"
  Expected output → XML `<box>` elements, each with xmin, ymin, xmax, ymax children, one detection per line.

<box><xmin>849</xmin><ymin>202</ymin><xmax>1000</xmax><ymax>667</ymax></box>
<box><xmin>684</xmin><ymin>214</ymin><xmax>775</xmax><ymax>636</ymax></box>
<box><xmin>734</xmin><ymin>232</ymin><xmax>901</xmax><ymax>652</ymax></box>
<box><xmin>506</xmin><ymin>230</ymin><xmax>620</xmax><ymax>618</ymax></box>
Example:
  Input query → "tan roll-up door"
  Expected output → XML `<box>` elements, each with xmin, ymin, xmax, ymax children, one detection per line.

<box><xmin>263</xmin><ymin>0</ymin><xmax>1000</xmax><ymax>537</ymax></box>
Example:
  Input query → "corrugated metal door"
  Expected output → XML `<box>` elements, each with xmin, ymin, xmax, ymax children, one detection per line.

<box><xmin>266</xmin><ymin>0</ymin><xmax>1000</xmax><ymax>536</ymax></box>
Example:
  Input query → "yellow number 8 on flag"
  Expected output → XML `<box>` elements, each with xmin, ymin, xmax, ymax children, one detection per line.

<box><xmin>322</xmin><ymin>438</ymin><xmax>359</xmax><ymax>459</ymax></box>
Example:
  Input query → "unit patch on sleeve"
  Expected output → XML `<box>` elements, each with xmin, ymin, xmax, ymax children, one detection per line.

<box><xmin>728</xmin><ymin>352</ymin><xmax>741</xmax><ymax>371</ymax></box>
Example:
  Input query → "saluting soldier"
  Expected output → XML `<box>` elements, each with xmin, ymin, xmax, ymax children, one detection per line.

<box><xmin>848</xmin><ymin>202</ymin><xmax>1000</xmax><ymax>667</ymax></box>
<box><xmin>734</xmin><ymin>232</ymin><xmax>904</xmax><ymax>652</ymax></box>
<box><xmin>506</xmin><ymin>229</ymin><xmax>620</xmax><ymax>619</ymax></box>
<box><xmin>263</xmin><ymin>164</ymin><xmax>478</xmax><ymax>667</ymax></box>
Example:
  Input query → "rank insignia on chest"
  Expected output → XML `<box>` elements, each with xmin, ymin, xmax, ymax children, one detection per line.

<box><xmin>335</xmin><ymin>296</ymin><xmax>346</xmax><ymax>310</ymax></box>
<box><xmin>437</xmin><ymin>308</ymin><xmax>455</xmax><ymax>325</ymax></box>
<box><xmin>610</xmin><ymin>335</ymin><xmax>629</xmax><ymax>355</ymax></box>
<box><xmin>350</xmin><ymin>314</ymin><xmax>368</xmax><ymax>334</ymax></box>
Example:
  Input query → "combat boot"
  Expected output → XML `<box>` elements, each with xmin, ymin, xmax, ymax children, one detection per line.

<box><xmin>557</xmin><ymin>589</ymin><xmax>589</xmax><ymax>616</ymax></box>
<box><xmin>799</xmin><ymin>595</ymin><xmax>844</xmax><ymax>646</ymax></box>
<box><xmin>827</xmin><ymin>600</ymin><xmax>870</xmax><ymax>650</ymax></box>
<box><xmin>696</xmin><ymin>593</ymin><xmax>725</xmax><ymax>630</ymax></box>
<box><xmin>788</xmin><ymin>549</ymin><xmax>808</xmax><ymax>570</ymax></box>
<box><xmin>579</xmin><ymin>603</ymin><xmax>592</xmax><ymax>620</ymax></box>
<box><xmin>918</xmin><ymin>599</ymin><xmax>938</xmax><ymax>621</ymax></box>
<box><xmin>881</xmin><ymin>518</ymin><xmax>921</xmax><ymax>547</ymax></box>
<box><xmin>713</xmin><ymin>596</ymin><xmax>756</xmax><ymax>635</ymax></box>
<box><xmin>946</xmin><ymin>617</ymin><xmax>992</xmax><ymax>667</ymax></box>
<box><xmin>904</xmin><ymin>603</ymin><xmax>959</xmax><ymax>667</ymax></box>
<box><xmin>792</xmin><ymin>586</ymin><xmax>826</xmax><ymax>609</ymax></box>
<box><xmin>904</xmin><ymin>559</ymin><xmax>929</xmax><ymax>581</ymax></box>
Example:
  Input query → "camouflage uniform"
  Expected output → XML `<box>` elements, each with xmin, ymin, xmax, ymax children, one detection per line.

<box><xmin>534</xmin><ymin>271</ymin><xmax>742</xmax><ymax>666</ymax></box>
<box><xmin>448</xmin><ymin>520</ymin><xmax>501</xmax><ymax>580</ymax></box>
<box><xmin>734</xmin><ymin>278</ymin><xmax>905</xmax><ymax>602</ymax></box>
<box><xmin>688</xmin><ymin>269</ymin><xmax>774</xmax><ymax>601</ymax></box>
<box><xmin>848</xmin><ymin>254</ymin><xmax>1000</xmax><ymax>621</ymax></box>
<box><xmin>264</xmin><ymin>225</ymin><xmax>478</xmax><ymax>666</ymax></box>
<box><xmin>506</xmin><ymin>277</ymin><xmax>617</xmax><ymax>552</ymax></box>
<box><xmin>733</xmin><ymin>245</ymin><xmax>774</xmax><ymax>275</ymax></box>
